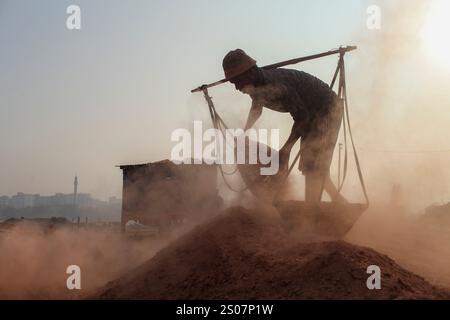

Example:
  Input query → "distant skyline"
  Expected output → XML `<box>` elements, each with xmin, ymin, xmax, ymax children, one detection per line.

<box><xmin>1</xmin><ymin>0</ymin><xmax>450</xmax><ymax>208</ymax></box>
<box><xmin>0</xmin><ymin>174</ymin><xmax>118</xmax><ymax>201</ymax></box>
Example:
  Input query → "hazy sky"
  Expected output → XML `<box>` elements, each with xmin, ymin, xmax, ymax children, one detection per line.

<box><xmin>1</xmin><ymin>0</ymin><xmax>449</xmax><ymax>207</ymax></box>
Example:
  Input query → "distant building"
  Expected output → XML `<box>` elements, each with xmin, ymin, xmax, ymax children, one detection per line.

<box><xmin>0</xmin><ymin>196</ymin><xmax>10</xmax><ymax>208</ymax></box>
<box><xmin>53</xmin><ymin>193</ymin><xmax>68</xmax><ymax>206</ymax></box>
<box><xmin>119</xmin><ymin>160</ymin><xmax>221</xmax><ymax>232</ymax></box>
<box><xmin>10</xmin><ymin>193</ymin><xmax>38</xmax><ymax>208</ymax></box>
<box><xmin>0</xmin><ymin>175</ymin><xmax>116</xmax><ymax>210</ymax></box>
<box><xmin>34</xmin><ymin>195</ymin><xmax>53</xmax><ymax>207</ymax></box>
<box><xmin>424</xmin><ymin>202</ymin><xmax>450</xmax><ymax>226</ymax></box>
<box><xmin>2</xmin><ymin>192</ymin><xmax>96</xmax><ymax>208</ymax></box>
<box><xmin>109</xmin><ymin>196</ymin><xmax>122</xmax><ymax>205</ymax></box>
<box><xmin>76</xmin><ymin>193</ymin><xmax>94</xmax><ymax>206</ymax></box>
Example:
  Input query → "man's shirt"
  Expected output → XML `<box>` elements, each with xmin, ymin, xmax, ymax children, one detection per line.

<box><xmin>249</xmin><ymin>68</ymin><xmax>337</xmax><ymax>124</ymax></box>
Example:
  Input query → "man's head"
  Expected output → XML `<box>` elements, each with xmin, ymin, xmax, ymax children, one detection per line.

<box><xmin>223</xmin><ymin>49</ymin><xmax>260</xmax><ymax>94</ymax></box>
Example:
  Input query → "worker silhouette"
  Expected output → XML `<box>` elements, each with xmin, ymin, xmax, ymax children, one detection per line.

<box><xmin>223</xmin><ymin>49</ymin><xmax>347</xmax><ymax>203</ymax></box>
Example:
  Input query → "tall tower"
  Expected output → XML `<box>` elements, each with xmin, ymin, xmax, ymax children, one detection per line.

<box><xmin>73</xmin><ymin>175</ymin><xmax>78</xmax><ymax>206</ymax></box>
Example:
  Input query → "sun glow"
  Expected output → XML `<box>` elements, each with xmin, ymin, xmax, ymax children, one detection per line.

<box><xmin>421</xmin><ymin>0</ymin><xmax>450</xmax><ymax>69</ymax></box>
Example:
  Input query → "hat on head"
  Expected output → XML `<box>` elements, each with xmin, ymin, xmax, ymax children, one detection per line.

<box><xmin>222</xmin><ymin>49</ymin><xmax>257</xmax><ymax>80</ymax></box>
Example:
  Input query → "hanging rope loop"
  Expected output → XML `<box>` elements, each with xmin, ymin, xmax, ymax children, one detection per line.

<box><xmin>201</xmin><ymin>88</ymin><xmax>248</xmax><ymax>192</ymax></box>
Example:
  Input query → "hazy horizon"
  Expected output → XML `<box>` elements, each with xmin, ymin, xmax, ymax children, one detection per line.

<box><xmin>1</xmin><ymin>0</ymin><xmax>450</xmax><ymax>208</ymax></box>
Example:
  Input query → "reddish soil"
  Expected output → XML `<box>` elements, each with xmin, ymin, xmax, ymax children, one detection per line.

<box><xmin>95</xmin><ymin>207</ymin><xmax>449</xmax><ymax>299</ymax></box>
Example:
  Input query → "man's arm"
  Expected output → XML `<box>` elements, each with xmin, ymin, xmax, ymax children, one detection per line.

<box><xmin>278</xmin><ymin>121</ymin><xmax>302</xmax><ymax>170</ymax></box>
<box><xmin>244</xmin><ymin>101</ymin><xmax>263</xmax><ymax>131</ymax></box>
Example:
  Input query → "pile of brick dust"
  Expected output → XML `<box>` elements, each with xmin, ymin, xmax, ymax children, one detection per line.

<box><xmin>95</xmin><ymin>207</ymin><xmax>449</xmax><ymax>299</ymax></box>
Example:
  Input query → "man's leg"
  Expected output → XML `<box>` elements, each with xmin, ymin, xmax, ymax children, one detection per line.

<box><xmin>305</xmin><ymin>171</ymin><xmax>348</xmax><ymax>203</ymax></box>
<box><xmin>304</xmin><ymin>172</ymin><xmax>323</xmax><ymax>202</ymax></box>
<box><xmin>303</xmin><ymin>99</ymin><xmax>348</xmax><ymax>203</ymax></box>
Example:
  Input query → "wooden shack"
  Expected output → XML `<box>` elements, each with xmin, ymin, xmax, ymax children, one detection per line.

<box><xmin>119</xmin><ymin>160</ymin><xmax>220</xmax><ymax>231</ymax></box>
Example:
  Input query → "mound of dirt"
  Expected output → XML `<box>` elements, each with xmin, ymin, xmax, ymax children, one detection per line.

<box><xmin>95</xmin><ymin>207</ymin><xmax>449</xmax><ymax>299</ymax></box>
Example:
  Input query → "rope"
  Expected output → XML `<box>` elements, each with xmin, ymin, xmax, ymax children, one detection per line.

<box><xmin>340</xmin><ymin>58</ymin><xmax>369</xmax><ymax>205</ymax></box>
<box><xmin>202</xmin><ymin>88</ymin><xmax>248</xmax><ymax>193</ymax></box>
<box><xmin>337</xmin><ymin>56</ymin><xmax>349</xmax><ymax>192</ymax></box>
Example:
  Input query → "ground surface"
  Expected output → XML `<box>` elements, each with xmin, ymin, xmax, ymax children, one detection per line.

<box><xmin>95</xmin><ymin>207</ymin><xmax>449</xmax><ymax>299</ymax></box>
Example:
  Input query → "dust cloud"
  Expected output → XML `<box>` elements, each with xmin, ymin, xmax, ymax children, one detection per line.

<box><xmin>346</xmin><ymin>204</ymin><xmax>450</xmax><ymax>288</ymax></box>
<box><xmin>0</xmin><ymin>221</ymin><xmax>196</xmax><ymax>299</ymax></box>
<box><xmin>338</xmin><ymin>0</ymin><xmax>450</xmax><ymax>289</ymax></box>
<box><xmin>347</xmin><ymin>0</ymin><xmax>450</xmax><ymax>207</ymax></box>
